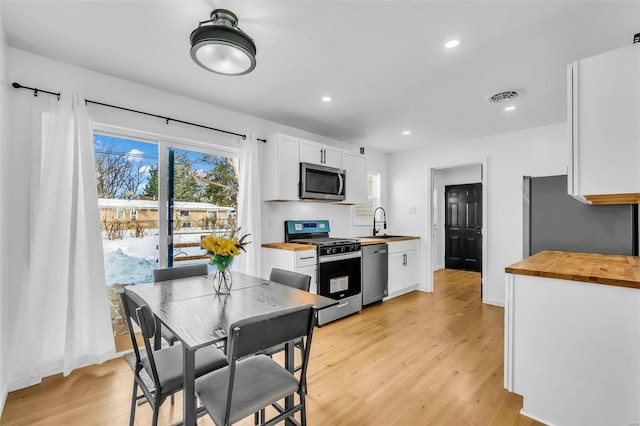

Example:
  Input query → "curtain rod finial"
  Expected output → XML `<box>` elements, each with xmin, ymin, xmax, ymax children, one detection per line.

<box><xmin>12</xmin><ymin>82</ymin><xmax>21</xmax><ymax>89</ymax></box>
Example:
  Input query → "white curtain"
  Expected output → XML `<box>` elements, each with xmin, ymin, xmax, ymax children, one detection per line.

<box><xmin>9</xmin><ymin>93</ymin><xmax>114</xmax><ymax>389</ymax></box>
<box><xmin>236</xmin><ymin>133</ymin><xmax>262</xmax><ymax>276</ymax></box>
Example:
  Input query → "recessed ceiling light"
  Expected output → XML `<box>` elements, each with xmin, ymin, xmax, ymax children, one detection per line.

<box><xmin>322</xmin><ymin>96</ymin><xmax>332</xmax><ymax>102</ymax></box>
<box><xmin>504</xmin><ymin>106</ymin><xmax>516</xmax><ymax>111</ymax></box>
<box><xmin>402</xmin><ymin>130</ymin><xmax>411</xmax><ymax>136</ymax></box>
<box><xmin>444</xmin><ymin>39</ymin><xmax>461</xmax><ymax>49</ymax></box>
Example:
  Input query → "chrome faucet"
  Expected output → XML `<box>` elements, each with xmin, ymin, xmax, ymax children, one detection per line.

<box><xmin>372</xmin><ymin>207</ymin><xmax>387</xmax><ymax>236</ymax></box>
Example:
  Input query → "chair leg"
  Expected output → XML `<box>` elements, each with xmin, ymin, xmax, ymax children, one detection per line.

<box><xmin>261</xmin><ymin>408</ymin><xmax>266</xmax><ymax>423</ymax></box>
<box><xmin>152</xmin><ymin>400</ymin><xmax>160</xmax><ymax>426</ymax></box>
<box><xmin>300</xmin><ymin>393</ymin><xmax>307</xmax><ymax>426</ymax></box>
<box><xmin>129</xmin><ymin>380</ymin><xmax>138</xmax><ymax>426</ymax></box>
<box><xmin>169</xmin><ymin>340</ymin><xmax>175</xmax><ymax>405</ymax></box>
<box><xmin>254</xmin><ymin>411</ymin><xmax>259</xmax><ymax>425</ymax></box>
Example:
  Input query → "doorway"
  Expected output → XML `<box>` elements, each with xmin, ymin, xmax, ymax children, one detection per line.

<box><xmin>428</xmin><ymin>162</ymin><xmax>486</xmax><ymax>301</ymax></box>
<box><xmin>444</xmin><ymin>183</ymin><xmax>482</xmax><ymax>272</ymax></box>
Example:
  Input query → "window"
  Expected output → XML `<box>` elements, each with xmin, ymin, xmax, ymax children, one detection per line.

<box><xmin>353</xmin><ymin>172</ymin><xmax>380</xmax><ymax>225</ymax></box>
<box><xmin>93</xmin><ymin>128</ymin><xmax>240</xmax><ymax>346</ymax></box>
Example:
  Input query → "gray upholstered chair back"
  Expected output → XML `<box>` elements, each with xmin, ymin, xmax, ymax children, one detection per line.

<box><xmin>154</xmin><ymin>263</ymin><xmax>208</xmax><ymax>282</ymax></box>
<box><xmin>120</xmin><ymin>289</ymin><xmax>157</xmax><ymax>372</ymax></box>
<box><xmin>269</xmin><ymin>268</ymin><xmax>311</xmax><ymax>292</ymax></box>
<box><xmin>227</xmin><ymin>305</ymin><xmax>315</xmax><ymax>361</ymax></box>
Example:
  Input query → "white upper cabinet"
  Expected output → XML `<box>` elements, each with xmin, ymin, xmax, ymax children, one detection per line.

<box><xmin>263</xmin><ymin>133</ymin><xmax>300</xmax><ymax>201</ymax></box>
<box><xmin>568</xmin><ymin>43</ymin><xmax>640</xmax><ymax>204</ymax></box>
<box><xmin>341</xmin><ymin>150</ymin><xmax>367</xmax><ymax>205</ymax></box>
<box><xmin>300</xmin><ymin>138</ymin><xmax>341</xmax><ymax>168</ymax></box>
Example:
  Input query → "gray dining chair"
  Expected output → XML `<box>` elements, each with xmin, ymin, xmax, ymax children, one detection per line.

<box><xmin>195</xmin><ymin>304</ymin><xmax>316</xmax><ymax>426</ymax></box>
<box><xmin>153</xmin><ymin>264</ymin><xmax>210</xmax><ymax>404</ymax></box>
<box><xmin>121</xmin><ymin>289</ymin><xmax>227</xmax><ymax>426</ymax></box>
<box><xmin>262</xmin><ymin>268</ymin><xmax>312</xmax><ymax>371</ymax></box>
<box><xmin>153</xmin><ymin>264</ymin><xmax>209</xmax><ymax>346</ymax></box>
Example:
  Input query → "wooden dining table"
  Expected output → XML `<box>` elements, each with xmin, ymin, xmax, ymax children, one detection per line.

<box><xmin>128</xmin><ymin>271</ymin><xmax>337</xmax><ymax>426</ymax></box>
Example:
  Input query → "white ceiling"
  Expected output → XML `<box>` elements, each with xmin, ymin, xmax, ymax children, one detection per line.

<box><xmin>2</xmin><ymin>1</ymin><xmax>639</xmax><ymax>153</ymax></box>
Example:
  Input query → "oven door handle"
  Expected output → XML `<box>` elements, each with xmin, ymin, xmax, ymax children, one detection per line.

<box><xmin>319</xmin><ymin>251</ymin><xmax>362</xmax><ymax>263</ymax></box>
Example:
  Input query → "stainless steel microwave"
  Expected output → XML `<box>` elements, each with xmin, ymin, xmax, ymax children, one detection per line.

<box><xmin>299</xmin><ymin>162</ymin><xmax>346</xmax><ymax>201</ymax></box>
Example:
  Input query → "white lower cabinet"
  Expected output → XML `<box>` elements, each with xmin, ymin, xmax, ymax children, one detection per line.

<box><xmin>386</xmin><ymin>239</ymin><xmax>419</xmax><ymax>298</ymax></box>
<box><xmin>261</xmin><ymin>247</ymin><xmax>317</xmax><ymax>293</ymax></box>
<box><xmin>505</xmin><ymin>272</ymin><xmax>640</xmax><ymax>425</ymax></box>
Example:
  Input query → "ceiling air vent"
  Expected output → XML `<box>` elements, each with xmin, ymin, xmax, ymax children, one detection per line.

<box><xmin>486</xmin><ymin>91</ymin><xmax>520</xmax><ymax>103</ymax></box>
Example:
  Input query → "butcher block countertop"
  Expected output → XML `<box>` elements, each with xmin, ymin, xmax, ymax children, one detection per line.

<box><xmin>505</xmin><ymin>250</ymin><xmax>640</xmax><ymax>290</ymax></box>
<box><xmin>358</xmin><ymin>236</ymin><xmax>420</xmax><ymax>245</ymax></box>
<box><xmin>262</xmin><ymin>236</ymin><xmax>420</xmax><ymax>250</ymax></box>
<box><xmin>261</xmin><ymin>242</ymin><xmax>316</xmax><ymax>251</ymax></box>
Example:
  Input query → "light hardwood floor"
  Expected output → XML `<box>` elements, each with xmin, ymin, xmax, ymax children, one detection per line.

<box><xmin>0</xmin><ymin>269</ymin><xmax>540</xmax><ymax>425</ymax></box>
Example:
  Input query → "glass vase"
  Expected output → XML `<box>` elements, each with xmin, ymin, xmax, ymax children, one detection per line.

<box><xmin>212</xmin><ymin>267</ymin><xmax>233</xmax><ymax>294</ymax></box>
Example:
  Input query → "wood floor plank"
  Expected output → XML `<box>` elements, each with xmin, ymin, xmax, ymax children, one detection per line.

<box><xmin>1</xmin><ymin>269</ymin><xmax>540</xmax><ymax>425</ymax></box>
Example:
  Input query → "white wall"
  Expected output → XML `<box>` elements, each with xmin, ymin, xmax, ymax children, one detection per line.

<box><xmin>432</xmin><ymin>165</ymin><xmax>482</xmax><ymax>269</ymax></box>
<box><xmin>388</xmin><ymin>123</ymin><xmax>566</xmax><ymax>305</ymax></box>
<box><xmin>0</xmin><ymin>4</ymin><xmax>9</xmax><ymax>412</ymax></box>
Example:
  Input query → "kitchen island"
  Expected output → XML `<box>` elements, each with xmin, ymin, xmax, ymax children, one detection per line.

<box><xmin>504</xmin><ymin>250</ymin><xmax>640</xmax><ymax>426</ymax></box>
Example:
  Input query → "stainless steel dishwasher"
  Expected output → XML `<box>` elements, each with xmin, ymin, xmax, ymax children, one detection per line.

<box><xmin>362</xmin><ymin>243</ymin><xmax>388</xmax><ymax>306</ymax></box>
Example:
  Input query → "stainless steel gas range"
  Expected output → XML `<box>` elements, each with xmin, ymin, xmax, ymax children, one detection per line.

<box><xmin>284</xmin><ymin>220</ymin><xmax>362</xmax><ymax>325</ymax></box>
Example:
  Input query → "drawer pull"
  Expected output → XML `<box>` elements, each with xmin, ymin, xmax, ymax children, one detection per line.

<box><xmin>299</xmin><ymin>256</ymin><xmax>315</xmax><ymax>260</ymax></box>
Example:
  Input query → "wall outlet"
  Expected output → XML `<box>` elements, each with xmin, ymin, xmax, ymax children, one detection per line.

<box><xmin>409</xmin><ymin>206</ymin><xmax>417</xmax><ymax>214</ymax></box>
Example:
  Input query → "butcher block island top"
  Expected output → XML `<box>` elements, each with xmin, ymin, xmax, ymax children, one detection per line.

<box><xmin>505</xmin><ymin>250</ymin><xmax>640</xmax><ymax>290</ymax></box>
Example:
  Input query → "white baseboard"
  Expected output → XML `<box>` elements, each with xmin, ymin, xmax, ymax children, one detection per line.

<box><xmin>520</xmin><ymin>408</ymin><xmax>557</xmax><ymax>426</ymax></box>
<box><xmin>0</xmin><ymin>383</ymin><xmax>7</xmax><ymax>416</ymax></box>
<box><xmin>432</xmin><ymin>264</ymin><xmax>444</xmax><ymax>271</ymax></box>
<box><xmin>483</xmin><ymin>297</ymin><xmax>504</xmax><ymax>307</ymax></box>
<box><xmin>384</xmin><ymin>285</ymin><xmax>417</xmax><ymax>301</ymax></box>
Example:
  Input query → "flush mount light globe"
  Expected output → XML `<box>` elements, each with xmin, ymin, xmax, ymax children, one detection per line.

<box><xmin>190</xmin><ymin>9</ymin><xmax>256</xmax><ymax>76</ymax></box>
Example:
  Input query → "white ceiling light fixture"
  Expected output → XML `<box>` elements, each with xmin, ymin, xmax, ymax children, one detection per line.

<box><xmin>322</xmin><ymin>96</ymin><xmax>332</xmax><ymax>102</ymax></box>
<box><xmin>504</xmin><ymin>105</ymin><xmax>517</xmax><ymax>111</ymax></box>
<box><xmin>402</xmin><ymin>130</ymin><xmax>412</xmax><ymax>136</ymax></box>
<box><xmin>190</xmin><ymin>9</ymin><xmax>257</xmax><ymax>76</ymax></box>
<box><xmin>444</xmin><ymin>39</ymin><xmax>461</xmax><ymax>49</ymax></box>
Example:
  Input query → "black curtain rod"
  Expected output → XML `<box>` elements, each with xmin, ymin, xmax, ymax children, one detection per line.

<box><xmin>12</xmin><ymin>82</ymin><xmax>267</xmax><ymax>143</ymax></box>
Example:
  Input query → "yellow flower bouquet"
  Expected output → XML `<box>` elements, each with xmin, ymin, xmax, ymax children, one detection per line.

<box><xmin>201</xmin><ymin>228</ymin><xmax>251</xmax><ymax>293</ymax></box>
<box><xmin>201</xmin><ymin>227</ymin><xmax>251</xmax><ymax>273</ymax></box>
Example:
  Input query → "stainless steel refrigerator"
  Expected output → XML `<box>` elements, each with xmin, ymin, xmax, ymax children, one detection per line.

<box><xmin>523</xmin><ymin>175</ymin><xmax>638</xmax><ymax>257</ymax></box>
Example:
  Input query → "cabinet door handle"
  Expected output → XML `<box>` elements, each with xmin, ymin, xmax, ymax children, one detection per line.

<box><xmin>403</xmin><ymin>253</ymin><xmax>407</xmax><ymax>266</ymax></box>
<box><xmin>320</xmin><ymin>149</ymin><xmax>324</xmax><ymax>164</ymax></box>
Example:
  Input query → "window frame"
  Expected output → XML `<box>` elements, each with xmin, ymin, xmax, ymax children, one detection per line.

<box><xmin>93</xmin><ymin>122</ymin><xmax>240</xmax><ymax>269</ymax></box>
<box><xmin>352</xmin><ymin>172</ymin><xmax>381</xmax><ymax>226</ymax></box>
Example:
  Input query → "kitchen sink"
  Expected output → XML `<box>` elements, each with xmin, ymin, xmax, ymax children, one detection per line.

<box><xmin>359</xmin><ymin>234</ymin><xmax>404</xmax><ymax>239</ymax></box>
